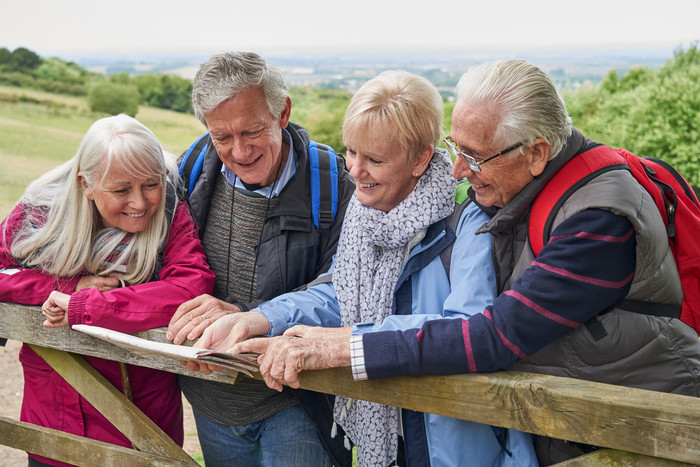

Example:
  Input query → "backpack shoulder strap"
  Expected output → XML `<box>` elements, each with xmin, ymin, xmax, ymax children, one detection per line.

<box><xmin>622</xmin><ymin>152</ymin><xmax>700</xmax><ymax>240</ymax></box>
<box><xmin>307</xmin><ymin>140</ymin><xmax>339</xmax><ymax>230</ymax></box>
<box><xmin>529</xmin><ymin>146</ymin><xmax>685</xmax><ymax>325</ymax></box>
<box><xmin>643</xmin><ymin>156</ymin><xmax>700</xmax><ymax>205</ymax></box>
<box><xmin>179</xmin><ymin>132</ymin><xmax>210</xmax><ymax>198</ymax></box>
<box><xmin>529</xmin><ymin>146</ymin><xmax>629</xmax><ymax>256</ymax></box>
<box><xmin>439</xmin><ymin>198</ymin><xmax>471</xmax><ymax>282</ymax></box>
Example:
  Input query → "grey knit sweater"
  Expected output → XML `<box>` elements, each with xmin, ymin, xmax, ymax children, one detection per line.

<box><xmin>179</xmin><ymin>174</ymin><xmax>296</xmax><ymax>425</ymax></box>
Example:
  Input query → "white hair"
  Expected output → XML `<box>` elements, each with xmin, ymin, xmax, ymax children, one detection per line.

<box><xmin>192</xmin><ymin>51</ymin><xmax>288</xmax><ymax>126</ymax></box>
<box><xmin>455</xmin><ymin>59</ymin><xmax>572</xmax><ymax>159</ymax></box>
<box><xmin>4</xmin><ymin>114</ymin><xmax>178</xmax><ymax>285</ymax></box>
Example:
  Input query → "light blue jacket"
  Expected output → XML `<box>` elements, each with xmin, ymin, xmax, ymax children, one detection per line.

<box><xmin>257</xmin><ymin>201</ymin><xmax>537</xmax><ymax>466</ymax></box>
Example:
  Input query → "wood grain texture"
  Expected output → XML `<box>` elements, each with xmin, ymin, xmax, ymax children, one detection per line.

<box><xmin>0</xmin><ymin>416</ymin><xmax>195</xmax><ymax>466</ymax></box>
<box><xmin>2</xmin><ymin>302</ymin><xmax>700</xmax><ymax>464</ymax></box>
<box><xmin>29</xmin><ymin>345</ymin><xmax>198</xmax><ymax>465</ymax></box>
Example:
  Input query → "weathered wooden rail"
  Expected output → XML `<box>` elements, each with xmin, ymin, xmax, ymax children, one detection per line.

<box><xmin>1</xmin><ymin>302</ymin><xmax>699</xmax><ymax>466</ymax></box>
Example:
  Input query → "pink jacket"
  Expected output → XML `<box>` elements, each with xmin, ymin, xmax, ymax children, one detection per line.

<box><xmin>0</xmin><ymin>201</ymin><xmax>215</xmax><ymax>466</ymax></box>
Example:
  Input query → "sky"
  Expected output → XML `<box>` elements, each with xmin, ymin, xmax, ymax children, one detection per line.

<box><xmin>2</xmin><ymin>0</ymin><xmax>698</xmax><ymax>59</ymax></box>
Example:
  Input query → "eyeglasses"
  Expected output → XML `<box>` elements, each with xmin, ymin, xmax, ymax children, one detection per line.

<box><xmin>443</xmin><ymin>136</ymin><xmax>527</xmax><ymax>172</ymax></box>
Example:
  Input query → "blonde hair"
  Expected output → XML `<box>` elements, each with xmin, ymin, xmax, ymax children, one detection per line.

<box><xmin>5</xmin><ymin>114</ymin><xmax>178</xmax><ymax>285</ymax></box>
<box><xmin>343</xmin><ymin>70</ymin><xmax>443</xmax><ymax>162</ymax></box>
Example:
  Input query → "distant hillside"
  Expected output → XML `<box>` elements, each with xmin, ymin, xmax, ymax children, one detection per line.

<box><xmin>1</xmin><ymin>43</ymin><xmax>697</xmax><ymax>217</ymax></box>
<box><xmin>0</xmin><ymin>85</ymin><xmax>205</xmax><ymax>217</ymax></box>
<box><xmin>0</xmin><ymin>46</ymin><xmax>194</xmax><ymax>114</ymax></box>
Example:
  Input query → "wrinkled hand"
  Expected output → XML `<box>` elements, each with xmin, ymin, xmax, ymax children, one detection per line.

<box><xmin>166</xmin><ymin>295</ymin><xmax>242</xmax><ymax>345</ymax></box>
<box><xmin>41</xmin><ymin>291</ymin><xmax>70</xmax><ymax>327</ymax></box>
<box><xmin>233</xmin><ymin>325</ymin><xmax>352</xmax><ymax>391</ymax></box>
<box><xmin>283</xmin><ymin>324</ymin><xmax>351</xmax><ymax>339</ymax></box>
<box><xmin>75</xmin><ymin>274</ymin><xmax>121</xmax><ymax>292</ymax></box>
<box><xmin>180</xmin><ymin>310</ymin><xmax>271</xmax><ymax>374</ymax></box>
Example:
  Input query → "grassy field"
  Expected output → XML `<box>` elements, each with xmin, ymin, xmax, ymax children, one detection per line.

<box><xmin>0</xmin><ymin>85</ymin><xmax>207</xmax><ymax>217</ymax></box>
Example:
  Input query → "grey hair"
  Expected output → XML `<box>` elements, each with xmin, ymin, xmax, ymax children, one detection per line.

<box><xmin>455</xmin><ymin>59</ymin><xmax>572</xmax><ymax>160</ymax></box>
<box><xmin>343</xmin><ymin>70</ymin><xmax>443</xmax><ymax>163</ymax></box>
<box><xmin>192</xmin><ymin>51</ymin><xmax>288</xmax><ymax>126</ymax></box>
<box><xmin>6</xmin><ymin>114</ymin><xmax>178</xmax><ymax>285</ymax></box>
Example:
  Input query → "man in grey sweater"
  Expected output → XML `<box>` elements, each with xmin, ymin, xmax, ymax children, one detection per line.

<box><xmin>166</xmin><ymin>51</ymin><xmax>354</xmax><ymax>467</ymax></box>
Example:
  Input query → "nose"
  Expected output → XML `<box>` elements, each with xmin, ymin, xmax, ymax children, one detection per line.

<box><xmin>452</xmin><ymin>156</ymin><xmax>473</xmax><ymax>180</ymax></box>
<box><xmin>231</xmin><ymin>137</ymin><xmax>251</xmax><ymax>161</ymax></box>
<box><xmin>129</xmin><ymin>189</ymin><xmax>147</xmax><ymax>210</ymax></box>
<box><xmin>348</xmin><ymin>157</ymin><xmax>364</xmax><ymax>179</ymax></box>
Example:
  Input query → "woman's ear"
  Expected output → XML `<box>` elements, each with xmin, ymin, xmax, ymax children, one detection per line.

<box><xmin>78</xmin><ymin>172</ymin><xmax>94</xmax><ymax>200</ymax></box>
<box><xmin>527</xmin><ymin>138</ymin><xmax>550</xmax><ymax>177</ymax></box>
<box><xmin>412</xmin><ymin>146</ymin><xmax>434</xmax><ymax>178</ymax></box>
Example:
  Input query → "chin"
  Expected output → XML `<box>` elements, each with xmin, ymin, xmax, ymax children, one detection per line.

<box><xmin>238</xmin><ymin>172</ymin><xmax>269</xmax><ymax>186</ymax></box>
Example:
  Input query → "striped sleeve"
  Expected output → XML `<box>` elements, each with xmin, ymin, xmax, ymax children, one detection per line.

<box><xmin>363</xmin><ymin>208</ymin><xmax>637</xmax><ymax>378</ymax></box>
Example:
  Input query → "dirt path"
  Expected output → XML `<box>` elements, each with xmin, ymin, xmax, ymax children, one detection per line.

<box><xmin>0</xmin><ymin>340</ymin><xmax>25</xmax><ymax>466</ymax></box>
<box><xmin>0</xmin><ymin>339</ymin><xmax>202</xmax><ymax>466</ymax></box>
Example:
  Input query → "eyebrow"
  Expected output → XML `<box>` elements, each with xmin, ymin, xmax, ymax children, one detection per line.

<box><xmin>211</xmin><ymin>122</ymin><xmax>266</xmax><ymax>138</ymax></box>
<box><xmin>453</xmin><ymin>138</ymin><xmax>487</xmax><ymax>158</ymax></box>
<box><xmin>241</xmin><ymin>126</ymin><xmax>265</xmax><ymax>135</ymax></box>
<box><xmin>103</xmin><ymin>176</ymin><xmax>160</xmax><ymax>187</ymax></box>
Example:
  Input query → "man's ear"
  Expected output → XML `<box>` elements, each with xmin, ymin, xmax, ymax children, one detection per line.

<box><xmin>78</xmin><ymin>172</ymin><xmax>94</xmax><ymax>200</ymax></box>
<box><xmin>528</xmin><ymin>138</ymin><xmax>550</xmax><ymax>177</ymax></box>
<box><xmin>278</xmin><ymin>96</ymin><xmax>292</xmax><ymax>128</ymax></box>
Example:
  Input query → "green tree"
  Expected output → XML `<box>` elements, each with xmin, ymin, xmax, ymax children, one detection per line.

<box><xmin>289</xmin><ymin>87</ymin><xmax>350</xmax><ymax>153</ymax></box>
<box><xmin>133</xmin><ymin>74</ymin><xmax>163</xmax><ymax>106</ymax></box>
<box><xmin>109</xmin><ymin>72</ymin><xmax>132</xmax><ymax>85</ymax></box>
<box><xmin>9</xmin><ymin>47</ymin><xmax>41</xmax><ymax>72</ymax></box>
<box><xmin>88</xmin><ymin>81</ymin><xmax>140</xmax><ymax>117</ymax></box>
<box><xmin>564</xmin><ymin>43</ymin><xmax>700</xmax><ymax>187</ymax></box>
<box><xmin>133</xmin><ymin>73</ymin><xmax>193</xmax><ymax>113</ymax></box>
<box><xmin>158</xmin><ymin>74</ymin><xmax>193</xmax><ymax>113</ymax></box>
<box><xmin>0</xmin><ymin>48</ymin><xmax>11</xmax><ymax>69</ymax></box>
<box><xmin>34</xmin><ymin>57</ymin><xmax>85</xmax><ymax>85</ymax></box>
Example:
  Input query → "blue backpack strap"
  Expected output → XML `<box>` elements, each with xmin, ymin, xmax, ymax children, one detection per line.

<box><xmin>179</xmin><ymin>132</ymin><xmax>209</xmax><ymax>197</ymax></box>
<box><xmin>308</xmin><ymin>140</ymin><xmax>339</xmax><ymax>229</ymax></box>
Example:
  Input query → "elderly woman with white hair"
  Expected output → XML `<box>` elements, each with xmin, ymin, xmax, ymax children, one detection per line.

<box><xmin>192</xmin><ymin>70</ymin><xmax>538</xmax><ymax>467</ymax></box>
<box><xmin>0</xmin><ymin>114</ymin><xmax>214</xmax><ymax>467</ymax></box>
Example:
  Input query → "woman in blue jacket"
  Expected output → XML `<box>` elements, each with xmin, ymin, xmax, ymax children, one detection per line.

<box><xmin>195</xmin><ymin>70</ymin><xmax>537</xmax><ymax>467</ymax></box>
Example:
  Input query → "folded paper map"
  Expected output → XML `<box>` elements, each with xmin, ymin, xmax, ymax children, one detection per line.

<box><xmin>72</xmin><ymin>324</ymin><xmax>259</xmax><ymax>377</ymax></box>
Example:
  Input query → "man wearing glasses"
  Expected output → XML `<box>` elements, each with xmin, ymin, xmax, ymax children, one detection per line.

<box><xmin>231</xmin><ymin>58</ymin><xmax>700</xmax><ymax>465</ymax></box>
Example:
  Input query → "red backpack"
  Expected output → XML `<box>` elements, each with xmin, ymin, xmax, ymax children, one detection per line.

<box><xmin>529</xmin><ymin>145</ymin><xmax>700</xmax><ymax>333</ymax></box>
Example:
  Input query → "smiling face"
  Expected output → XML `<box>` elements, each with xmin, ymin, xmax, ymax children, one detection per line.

<box><xmin>450</xmin><ymin>102</ymin><xmax>548</xmax><ymax>208</ymax></box>
<box><xmin>345</xmin><ymin>123</ymin><xmax>431</xmax><ymax>213</ymax></box>
<box><xmin>205</xmin><ymin>86</ymin><xmax>292</xmax><ymax>187</ymax></box>
<box><xmin>80</xmin><ymin>160</ymin><xmax>163</xmax><ymax>233</ymax></box>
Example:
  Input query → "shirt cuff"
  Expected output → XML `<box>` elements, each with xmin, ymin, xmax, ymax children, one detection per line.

<box><xmin>350</xmin><ymin>334</ymin><xmax>368</xmax><ymax>380</ymax></box>
<box><xmin>352</xmin><ymin>321</ymin><xmax>377</xmax><ymax>335</ymax></box>
<box><xmin>255</xmin><ymin>304</ymin><xmax>285</xmax><ymax>337</ymax></box>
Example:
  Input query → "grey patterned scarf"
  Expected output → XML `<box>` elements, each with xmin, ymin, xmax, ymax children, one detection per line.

<box><xmin>333</xmin><ymin>149</ymin><xmax>456</xmax><ymax>466</ymax></box>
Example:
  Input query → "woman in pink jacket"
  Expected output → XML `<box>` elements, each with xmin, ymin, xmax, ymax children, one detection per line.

<box><xmin>0</xmin><ymin>114</ymin><xmax>215</xmax><ymax>467</ymax></box>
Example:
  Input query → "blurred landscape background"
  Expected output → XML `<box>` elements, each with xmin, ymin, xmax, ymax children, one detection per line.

<box><xmin>1</xmin><ymin>42</ymin><xmax>698</xmax><ymax>218</ymax></box>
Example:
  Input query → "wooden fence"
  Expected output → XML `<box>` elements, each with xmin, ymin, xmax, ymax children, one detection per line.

<box><xmin>1</xmin><ymin>302</ymin><xmax>699</xmax><ymax>466</ymax></box>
